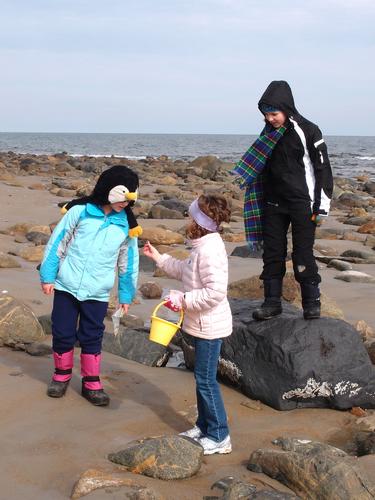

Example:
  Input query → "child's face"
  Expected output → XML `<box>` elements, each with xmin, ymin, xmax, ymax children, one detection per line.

<box><xmin>111</xmin><ymin>201</ymin><xmax>129</xmax><ymax>212</ymax></box>
<box><xmin>265</xmin><ymin>111</ymin><xmax>287</xmax><ymax>129</ymax></box>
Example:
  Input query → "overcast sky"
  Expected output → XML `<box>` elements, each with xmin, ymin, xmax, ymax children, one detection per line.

<box><xmin>0</xmin><ymin>0</ymin><xmax>374</xmax><ymax>135</ymax></box>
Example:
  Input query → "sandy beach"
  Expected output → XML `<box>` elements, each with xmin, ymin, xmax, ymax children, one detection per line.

<box><xmin>1</xmin><ymin>155</ymin><xmax>375</xmax><ymax>499</ymax></box>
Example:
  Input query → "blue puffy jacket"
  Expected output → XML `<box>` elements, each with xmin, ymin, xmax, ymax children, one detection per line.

<box><xmin>40</xmin><ymin>203</ymin><xmax>139</xmax><ymax>303</ymax></box>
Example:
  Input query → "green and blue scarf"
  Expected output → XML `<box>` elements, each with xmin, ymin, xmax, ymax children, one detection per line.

<box><xmin>232</xmin><ymin>125</ymin><xmax>286</xmax><ymax>249</ymax></box>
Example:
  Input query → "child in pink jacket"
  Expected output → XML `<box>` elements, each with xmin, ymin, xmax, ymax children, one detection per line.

<box><xmin>143</xmin><ymin>194</ymin><xmax>233</xmax><ymax>455</ymax></box>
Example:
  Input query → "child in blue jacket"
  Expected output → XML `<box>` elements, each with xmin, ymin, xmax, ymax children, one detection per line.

<box><xmin>40</xmin><ymin>165</ymin><xmax>139</xmax><ymax>406</ymax></box>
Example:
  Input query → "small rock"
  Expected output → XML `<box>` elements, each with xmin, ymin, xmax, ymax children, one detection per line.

<box><xmin>350</xmin><ymin>407</ymin><xmax>368</xmax><ymax>417</ymax></box>
<box><xmin>108</xmin><ymin>435</ymin><xmax>203</xmax><ymax>480</ymax></box>
<box><xmin>240</xmin><ymin>399</ymin><xmax>262</xmax><ymax>411</ymax></box>
<box><xmin>139</xmin><ymin>281</ymin><xmax>163</xmax><ymax>299</ymax></box>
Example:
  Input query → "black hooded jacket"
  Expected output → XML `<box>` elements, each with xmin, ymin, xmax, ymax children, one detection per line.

<box><xmin>258</xmin><ymin>81</ymin><xmax>333</xmax><ymax>215</ymax></box>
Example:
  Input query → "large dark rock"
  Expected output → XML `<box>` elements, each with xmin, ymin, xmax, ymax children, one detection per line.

<box><xmin>182</xmin><ymin>299</ymin><xmax>375</xmax><ymax>410</ymax></box>
<box><xmin>248</xmin><ymin>437</ymin><xmax>375</xmax><ymax>499</ymax></box>
<box><xmin>102</xmin><ymin>328</ymin><xmax>171</xmax><ymax>367</ymax></box>
<box><xmin>108</xmin><ymin>435</ymin><xmax>203</xmax><ymax>480</ymax></box>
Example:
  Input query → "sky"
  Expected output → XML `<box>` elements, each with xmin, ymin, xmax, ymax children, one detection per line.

<box><xmin>0</xmin><ymin>0</ymin><xmax>374</xmax><ymax>135</ymax></box>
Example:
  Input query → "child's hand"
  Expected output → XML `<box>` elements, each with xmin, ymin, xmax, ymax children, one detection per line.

<box><xmin>41</xmin><ymin>283</ymin><xmax>54</xmax><ymax>295</ymax></box>
<box><xmin>311</xmin><ymin>214</ymin><xmax>322</xmax><ymax>226</ymax></box>
<box><xmin>119</xmin><ymin>304</ymin><xmax>129</xmax><ymax>314</ymax></box>
<box><xmin>164</xmin><ymin>290</ymin><xmax>184</xmax><ymax>311</ymax></box>
<box><xmin>143</xmin><ymin>241</ymin><xmax>161</xmax><ymax>262</ymax></box>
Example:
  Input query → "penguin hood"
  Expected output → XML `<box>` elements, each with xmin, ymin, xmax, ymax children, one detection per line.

<box><xmin>92</xmin><ymin>165</ymin><xmax>139</xmax><ymax>205</ymax></box>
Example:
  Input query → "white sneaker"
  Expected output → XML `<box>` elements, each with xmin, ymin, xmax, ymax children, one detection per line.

<box><xmin>179</xmin><ymin>425</ymin><xmax>204</xmax><ymax>439</ymax></box>
<box><xmin>198</xmin><ymin>435</ymin><xmax>232</xmax><ymax>455</ymax></box>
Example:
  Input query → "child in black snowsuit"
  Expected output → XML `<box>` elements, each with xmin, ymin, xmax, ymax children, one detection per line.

<box><xmin>236</xmin><ymin>81</ymin><xmax>333</xmax><ymax>320</ymax></box>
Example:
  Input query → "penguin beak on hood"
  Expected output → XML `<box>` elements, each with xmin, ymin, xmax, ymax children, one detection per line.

<box><xmin>125</xmin><ymin>191</ymin><xmax>138</xmax><ymax>201</ymax></box>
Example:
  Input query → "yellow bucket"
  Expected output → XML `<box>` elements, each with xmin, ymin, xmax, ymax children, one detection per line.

<box><xmin>149</xmin><ymin>301</ymin><xmax>184</xmax><ymax>346</ymax></box>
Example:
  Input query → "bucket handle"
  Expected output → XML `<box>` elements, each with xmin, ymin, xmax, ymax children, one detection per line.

<box><xmin>151</xmin><ymin>300</ymin><xmax>184</xmax><ymax>328</ymax></box>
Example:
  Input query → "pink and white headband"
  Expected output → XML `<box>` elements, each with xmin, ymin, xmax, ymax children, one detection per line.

<box><xmin>188</xmin><ymin>199</ymin><xmax>218</xmax><ymax>232</ymax></box>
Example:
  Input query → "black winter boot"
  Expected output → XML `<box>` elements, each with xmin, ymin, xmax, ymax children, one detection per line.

<box><xmin>252</xmin><ymin>279</ymin><xmax>283</xmax><ymax>321</ymax></box>
<box><xmin>81</xmin><ymin>378</ymin><xmax>110</xmax><ymax>406</ymax></box>
<box><xmin>47</xmin><ymin>379</ymin><xmax>70</xmax><ymax>398</ymax></box>
<box><xmin>300</xmin><ymin>282</ymin><xmax>321</xmax><ymax>320</ymax></box>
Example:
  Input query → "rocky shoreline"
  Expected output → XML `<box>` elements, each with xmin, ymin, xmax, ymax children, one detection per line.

<box><xmin>1</xmin><ymin>152</ymin><xmax>375</xmax><ymax>499</ymax></box>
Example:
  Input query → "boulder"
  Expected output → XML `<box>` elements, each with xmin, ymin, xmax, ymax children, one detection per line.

<box><xmin>25</xmin><ymin>342</ymin><xmax>52</xmax><ymax>356</ymax></box>
<box><xmin>335</xmin><ymin>271</ymin><xmax>375</xmax><ymax>284</ymax></box>
<box><xmin>25</xmin><ymin>231</ymin><xmax>50</xmax><ymax>245</ymax></box>
<box><xmin>139</xmin><ymin>228</ymin><xmax>184</xmax><ymax>245</ymax></box>
<box><xmin>139</xmin><ymin>281</ymin><xmax>163</xmax><ymax>299</ymax></box>
<box><xmin>182</xmin><ymin>298</ymin><xmax>375</xmax><ymax>410</ymax></box>
<box><xmin>102</xmin><ymin>328</ymin><xmax>170</xmax><ymax>367</ymax></box>
<box><xmin>364</xmin><ymin>181</ymin><xmax>375</xmax><ymax>195</ymax></box>
<box><xmin>153</xmin><ymin>248</ymin><xmax>190</xmax><ymax>277</ymax></box>
<box><xmin>0</xmin><ymin>252</ymin><xmax>21</xmax><ymax>268</ymax></box>
<box><xmin>358</xmin><ymin>221</ymin><xmax>375</xmax><ymax>235</ymax></box>
<box><xmin>327</xmin><ymin>259</ymin><xmax>353</xmax><ymax>271</ymax></box>
<box><xmin>37</xmin><ymin>314</ymin><xmax>52</xmax><ymax>335</ymax></box>
<box><xmin>108</xmin><ymin>435</ymin><xmax>203</xmax><ymax>480</ymax></box>
<box><xmin>341</xmin><ymin>249</ymin><xmax>375</xmax><ymax>261</ymax></box>
<box><xmin>206</xmin><ymin>477</ymin><xmax>299</xmax><ymax>499</ymax></box>
<box><xmin>228</xmin><ymin>274</ymin><xmax>344</xmax><ymax>319</ymax></box>
<box><xmin>365</xmin><ymin>339</ymin><xmax>375</xmax><ymax>364</ymax></box>
<box><xmin>0</xmin><ymin>295</ymin><xmax>45</xmax><ymax>347</ymax></box>
<box><xmin>152</xmin><ymin>198</ymin><xmax>189</xmax><ymax>216</ymax></box>
<box><xmin>148</xmin><ymin>205</ymin><xmax>184</xmax><ymax>219</ymax></box>
<box><xmin>10</xmin><ymin>245</ymin><xmax>45</xmax><ymax>262</ymax></box>
<box><xmin>338</xmin><ymin>192</ymin><xmax>369</xmax><ymax>208</ymax></box>
<box><xmin>248</xmin><ymin>438</ymin><xmax>375</xmax><ymax>499</ymax></box>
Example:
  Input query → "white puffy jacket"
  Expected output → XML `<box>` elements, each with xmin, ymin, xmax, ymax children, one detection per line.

<box><xmin>156</xmin><ymin>233</ymin><xmax>232</xmax><ymax>339</ymax></box>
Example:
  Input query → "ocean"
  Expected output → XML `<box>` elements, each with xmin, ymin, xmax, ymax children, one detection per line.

<box><xmin>0</xmin><ymin>132</ymin><xmax>374</xmax><ymax>180</ymax></box>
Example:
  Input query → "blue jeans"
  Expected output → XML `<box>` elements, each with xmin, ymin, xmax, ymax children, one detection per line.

<box><xmin>193</xmin><ymin>336</ymin><xmax>229</xmax><ymax>442</ymax></box>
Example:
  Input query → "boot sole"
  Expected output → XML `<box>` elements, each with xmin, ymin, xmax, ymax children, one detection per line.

<box><xmin>203</xmin><ymin>445</ymin><xmax>232</xmax><ymax>455</ymax></box>
<box><xmin>81</xmin><ymin>393</ymin><xmax>110</xmax><ymax>406</ymax></box>
<box><xmin>252</xmin><ymin>312</ymin><xmax>282</xmax><ymax>321</ymax></box>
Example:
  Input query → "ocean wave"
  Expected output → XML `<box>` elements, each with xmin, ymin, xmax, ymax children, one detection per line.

<box><xmin>355</xmin><ymin>156</ymin><xmax>375</xmax><ymax>160</ymax></box>
<box><xmin>70</xmin><ymin>154</ymin><xmax>147</xmax><ymax>160</ymax></box>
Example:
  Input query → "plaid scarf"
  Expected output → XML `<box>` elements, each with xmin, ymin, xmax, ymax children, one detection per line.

<box><xmin>232</xmin><ymin>125</ymin><xmax>286</xmax><ymax>248</ymax></box>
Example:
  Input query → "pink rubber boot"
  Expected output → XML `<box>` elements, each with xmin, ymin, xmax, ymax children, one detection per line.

<box><xmin>47</xmin><ymin>349</ymin><xmax>74</xmax><ymax>398</ymax></box>
<box><xmin>80</xmin><ymin>353</ymin><xmax>109</xmax><ymax>406</ymax></box>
